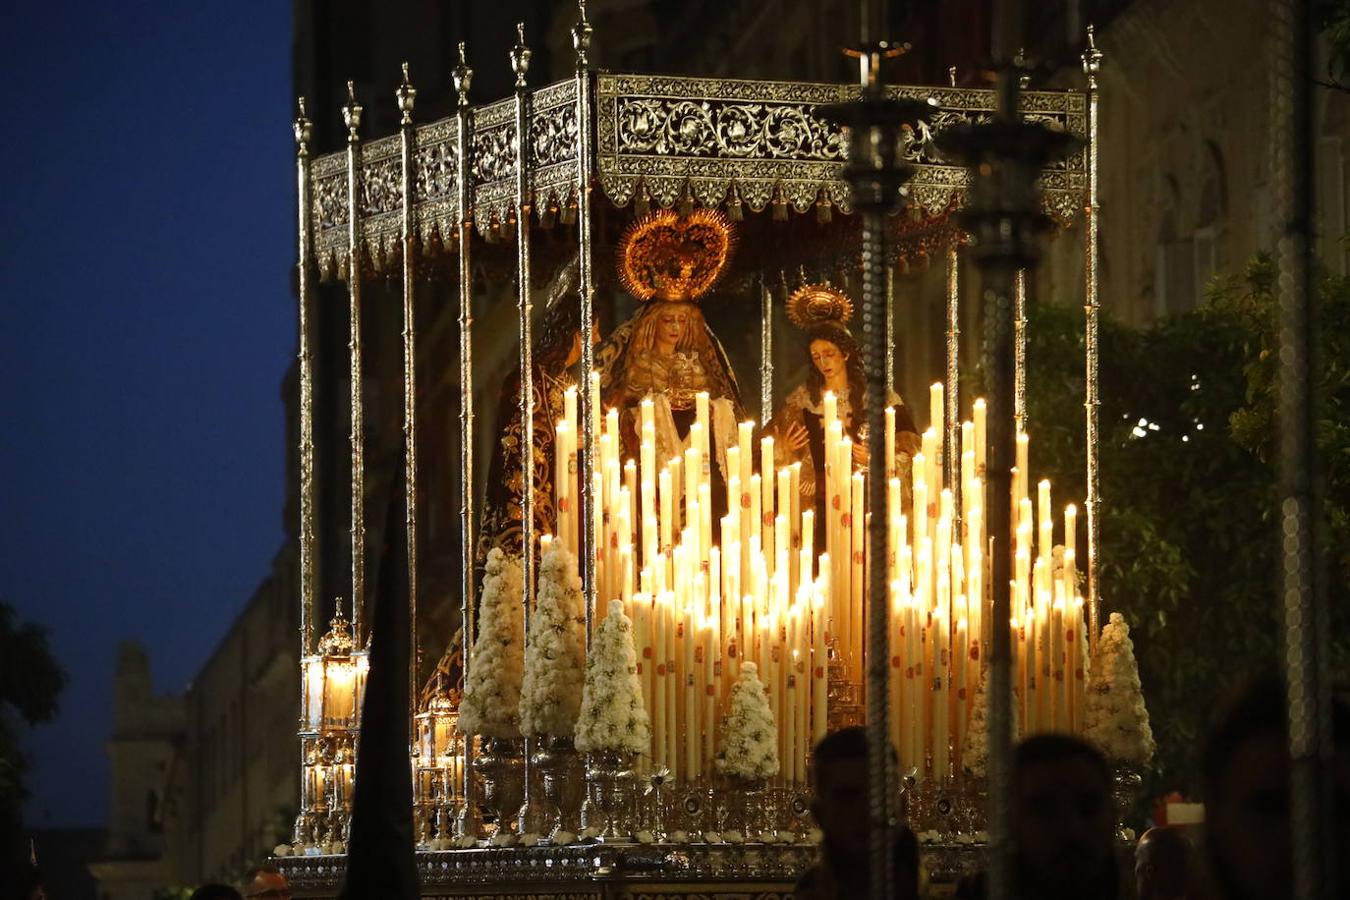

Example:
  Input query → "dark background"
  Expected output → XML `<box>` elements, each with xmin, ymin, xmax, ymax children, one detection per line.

<box><xmin>1</xmin><ymin>2</ymin><xmax>293</xmax><ymax>827</ymax></box>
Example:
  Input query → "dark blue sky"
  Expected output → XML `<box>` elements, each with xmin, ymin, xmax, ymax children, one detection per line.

<box><xmin>1</xmin><ymin>2</ymin><xmax>293</xmax><ymax>826</ymax></box>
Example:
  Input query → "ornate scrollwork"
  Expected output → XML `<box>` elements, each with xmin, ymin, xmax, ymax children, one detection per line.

<box><xmin>302</xmin><ymin>70</ymin><xmax>1090</xmax><ymax>280</ymax></box>
<box><xmin>597</xmin><ymin>73</ymin><xmax>1087</xmax><ymax>223</ymax></box>
<box><xmin>472</xmin><ymin>121</ymin><xmax>517</xmax><ymax>187</ymax></box>
<box><xmin>613</xmin><ymin>97</ymin><xmax>844</xmax><ymax>162</ymax></box>
<box><xmin>416</xmin><ymin>138</ymin><xmax>457</xmax><ymax>200</ymax></box>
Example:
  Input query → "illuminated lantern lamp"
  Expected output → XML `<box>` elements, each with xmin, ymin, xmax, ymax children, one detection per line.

<box><xmin>414</xmin><ymin>674</ymin><xmax>463</xmax><ymax>807</ymax></box>
<box><xmin>302</xmin><ymin>601</ymin><xmax>370</xmax><ymax>734</ymax></box>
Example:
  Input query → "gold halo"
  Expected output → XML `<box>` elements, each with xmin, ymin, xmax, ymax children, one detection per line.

<box><xmin>616</xmin><ymin>208</ymin><xmax>735</xmax><ymax>302</ymax></box>
<box><xmin>786</xmin><ymin>282</ymin><xmax>854</xmax><ymax>328</ymax></box>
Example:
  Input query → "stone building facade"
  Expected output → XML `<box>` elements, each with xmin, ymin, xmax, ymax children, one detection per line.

<box><xmin>88</xmin><ymin>643</ymin><xmax>184</xmax><ymax>898</ymax></box>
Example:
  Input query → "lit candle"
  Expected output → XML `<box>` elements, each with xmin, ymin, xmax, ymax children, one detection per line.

<box><xmin>885</xmin><ymin>405</ymin><xmax>897</xmax><ymax>479</ymax></box>
<box><xmin>702</xmin><ymin>615</ymin><xmax>716</xmax><ymax>768</ymax></box>
<box><xmin>954</xmin><ymin>615</ymin><xmax>969</xmax><ymax>771</ymax></box>
<box><xmin>812</xmin><ymin>569</ymin><xmax>829</xmax><ymax>744</ymax></box>
<box><xmin>850</xmin><ymin>471</ymin><xmax>865</xmax><ymax>680</ymax></box>
<box><xmin>651</xmin><ymin>593</ymin><xmax>666</xmax><ymax>768</ymax></box>
<box><xmin>1016</xmin><ymin>433</ymin><xmax>1030</xmax><ymax>503</ymax></box>
<box><xmin>555</xmin><ymin>420</ymin><xmax>571</xmax><ymax>552</ymax></box>
<box><xmin>1038</xmin><ymin>479</ymin><xmax>1053</xmax><ymax>563</ymax></box>
<box><xmin>659</xmin><ymin>468</ymin><xmax>673</xmax><ymax>554</ymax></box>
<box><xmin>929</xmin><ymin>382</ymin><xmax>944</xmax><ymax>446</ymax></box>
<box><xmin>696</xmin><ymin>391</ymin><xmax>710</xmax><ymax>450</ymax></box>
<box><xmin>972</xmin><ymin>399</ymin><xmax>987</xmax><ymax>478</ymax></box>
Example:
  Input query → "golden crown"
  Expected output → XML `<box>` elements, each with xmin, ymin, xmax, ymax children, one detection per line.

<box><xmin>786</xmin><ymin>281</ymin><xmax>854</xmax><ymax>328</ymax></box>
<box><xmin>616</xmin><ymin>209</ymin><xmax>735</xmax><ymax>302</ymax></box>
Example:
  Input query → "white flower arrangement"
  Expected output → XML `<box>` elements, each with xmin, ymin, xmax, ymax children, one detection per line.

<box><xmin>1084</xmin><ymin>612</ymin><xmax>1156</xmax><ymax>766</ymax></box>
<box><xmin>716</xmin><ymin>661</ymin><xmax>780</xmax><ymax>780</ymax></box>
<box><xmin>574</xmin><ymin>599</ymin><xmax>651</xmax><ymax>754</ymax></box>
<box><xmin>962</xmin><ymin>665</ymin><xmax>1019</xmax><ymax>778</ymax></box>
<box><xmin>458</xmin><ymin>548</ymin><xmax>525</xmax><ymax>738</ymax></box>
<box><xmin>519</xmin><ymin>542</ymin><xmax>587</xmax><ymax>738</ymax></box>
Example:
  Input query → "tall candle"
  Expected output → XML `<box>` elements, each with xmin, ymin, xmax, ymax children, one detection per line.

<box><xmin>659</xmin><ymin>468</ymin><xmax>673</xmax><ymax>554</ymax></box>
<box><xmin>885</xmin><ymin>406</ymin><xmax>897</xmax><ymax>479</ymax></box>
<box><xmin>738</xmin><ymin>421</ymin><xmax>754</xmax><ymax>488</ymax></box>
<box><xmin>1038</xmin><ymin>479</ymin><xmax>1053</xmax><ymax>563</ymax></box>
<box><xmin>652</xmin><ymin>594</ymin><xmax>667</xmax><ymax>768</ymax></box>
<box><xmin>696</xmin><ymin>392</ymin><xmax>710</xmax><ymax>450</ymax></box>
<box><xmin>850</xmin><ymin>472</ymin><xmax>865</xmax><ymax>680</ymax></box>
<box><xmin>665</xmin><ymin>594</ymin><xmax>679</xmax><ymax>778</ymax></box>
<box><xmin>929</xmin><ymin>382</ymin><xmax>944</xmax><ymax>446</ymax></box>
<box><xmin>812</xmin><ymin>570</ymin><xmax>829</xmax><ymax>744</ymax></box>
<box><xmin>972</xmin><ymin>399</ymin><xmax>987</xmax><ymax>478</ymax></box>
<box><xmin>702</xmin><ymin>617</ymin><xmax>716</xmax><ymax>768</ymax></box>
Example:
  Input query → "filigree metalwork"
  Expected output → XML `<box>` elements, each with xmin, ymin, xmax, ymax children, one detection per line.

<box><xmin>277</xmin><ymin>843</ymin><xmax>820</xmax><ymax>894</ymax></box>
<box><xmin>305</xmin><ymin>71</ymin><xmax>1087</xmax><ymax>273</ymax></box>
<box><xmin>596</xmin><ymin>73</ymin><xmax>1086</xmax><ymax>222</ymax></box>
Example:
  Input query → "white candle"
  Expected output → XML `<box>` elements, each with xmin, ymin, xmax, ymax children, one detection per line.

<box><xmin>972</xmin><ymin>399</ymin><xmax>987</xmax><ymax>478</ymax></box>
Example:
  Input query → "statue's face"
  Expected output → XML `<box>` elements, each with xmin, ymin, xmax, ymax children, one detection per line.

<box><xmin>809</xmin><ymin>339</ymin><xmax>847</xmax><ymax>380</ymax></box>
<box><xmin>655</xmin><ymin>304</ymin><xmax>692</xmax><ymax>347</ymax></box>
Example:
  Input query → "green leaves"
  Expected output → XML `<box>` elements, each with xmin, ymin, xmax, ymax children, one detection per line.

<box><xmin>1024</xmin><ymin>254</ymin><xmax>1350</xmax><ymax>806</ymax></box>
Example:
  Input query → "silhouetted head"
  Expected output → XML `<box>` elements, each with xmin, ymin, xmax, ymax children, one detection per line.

<box><xmin>1135</xmin><ymin>826</ymin><xmax>1193</xmax><ymax>900</ymax></box>
<box><xmin>1200</xmin><ymin>674</ymin><xmax>1350</xmax><ymax>900</ymax></box>
<box><xmin>1012</xmin><ymin>734</ymin><xmax>1115</xmax><ymax>897</ymax></box>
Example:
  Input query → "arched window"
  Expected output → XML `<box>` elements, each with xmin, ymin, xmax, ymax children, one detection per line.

<box><xmin>1194</xmin><ymin>142</ymin><xmax>1228</xmax><ymax>294</ymax></box>
<box><xmin>1155</xmin><ymin>176</ymin><xmax>1194</xmax><ymax>317</ymax></box>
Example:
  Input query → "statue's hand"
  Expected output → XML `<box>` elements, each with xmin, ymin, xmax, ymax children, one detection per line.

<box><xmin>783</xmin><ymin>422</ymin><xmax>809</xmax><ymax>452</ymax></box>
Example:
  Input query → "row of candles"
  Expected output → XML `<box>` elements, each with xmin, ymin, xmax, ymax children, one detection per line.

<box><xmin>550</xmin><ymin>379</ymin><xmax>1090</xmax><ymax>782</ymax></box>
<box><xmin>532</xmin><ymin>371</ymin><xmax>1099</xmax><ymax>789</ymax></box>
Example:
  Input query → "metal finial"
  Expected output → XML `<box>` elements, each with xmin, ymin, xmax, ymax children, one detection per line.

<box><xmin>397</xmin><ymin>61</ymin><xmax>416</xmax><ymax>124</ymax></box>
<box><xmin>1013</xmin><ymin>48</ymin><xmax>1031</xmax><ymax>89</ymax></box>
<box><xmin>294</xmin><ymin>97</ymin><xmax>312</xmax><ymax>149</ymax></box>
<box><xmin>573</xmin><ymin>1</ymin><xmax>593</xmax><ymax>64</ymax></box>
<box><xmin>510</xmin><ymin>22</ymin><xmax>532</xmax><ymax>88</ymax></box>
<box><xmin>453</xmin><ymin>43</ymin><xmax>473</xmax><ymax>107</ymax></box>
<box><xmin>1082</xmin><ymin>24</ymin><xmax>1103</xmax><ymax>77</ymax></box>
<box><xmin>948</xmin><ymin>66</ymin><xmax>957</xmax><ymax>88</ymax></box>
<box><xmin>343</xmin><ymin>81</ymin><xmax>362</xmax><ymax>140</ymax></box>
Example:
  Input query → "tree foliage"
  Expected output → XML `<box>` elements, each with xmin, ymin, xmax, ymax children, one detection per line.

<box><xmin>1023</xmin><ymin>257</ymin><xmax>1349</xmax><ymax>804</ymax></box>
<box><xmin>0</xmin><ymin>602</ymin><xmax>67</xmax><ymax>862</ymax></box>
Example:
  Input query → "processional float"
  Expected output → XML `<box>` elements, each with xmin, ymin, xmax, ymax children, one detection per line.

<box><xmin>281</xmin><ymin>7</ymin><xmax>1149</xmax><ymax>894</ymax></box>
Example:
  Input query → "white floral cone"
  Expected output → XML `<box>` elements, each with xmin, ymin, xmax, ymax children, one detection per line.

<box><xmin>962</xmin><ymin>665</ymin><xmax>1019</xmax><ymax>779</ymax></box>
<box><xmin>520</xmin><ymin>542</ymin><xmax>587</xmax><ymax>738</ymax></box>
<box><xmin>1083</xmin><ymin>612</ymin><xmax>1155</xmax><ymax>766</ymax></box>
<box><xmin>458</xmin><ymin>548</ymin><xmax>525</xmax><ymax>738</ymax></box>
<box><xmin>575</xmin><ymin>600</ymin><xmax>651</xmax><ymax>755</ymax></box>
<box><xmin>717</xmin><ymin>661</ymin><xmax>780</xmax><ymax>780</ymax></box>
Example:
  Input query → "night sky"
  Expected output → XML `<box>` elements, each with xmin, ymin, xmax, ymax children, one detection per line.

<box><xmin>2</xmin><ymin>3</ymin><xmax>293</xmax><ymax>826</ymax></box>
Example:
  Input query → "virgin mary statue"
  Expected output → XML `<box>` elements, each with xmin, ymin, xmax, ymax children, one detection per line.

<box><xmin>598</xmin><ymin>210</ymin><xmax>746</xmax><ymax>498</ymax></box>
